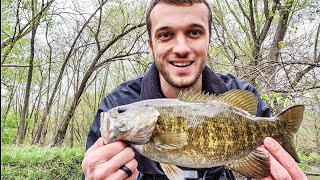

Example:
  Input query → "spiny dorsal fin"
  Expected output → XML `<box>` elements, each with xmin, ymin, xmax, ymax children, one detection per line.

<box><xmin>216</xmin><ymin>90</ymin><xmax>258</xmax><ymax>116</ymax></box>
<box><xmin>177</xmin><ymin>90</ymin><xmax>216</xmax><ymax>103</ymax></box>
<box><xmin>230</xmin><ymin>148</ymin><xmax>270</xmax><ymax>178</ymax></box>
<box><xmin>160</xmin><ymin>163</ymin><xmax>184</xmax><ymax>180</ymax></box>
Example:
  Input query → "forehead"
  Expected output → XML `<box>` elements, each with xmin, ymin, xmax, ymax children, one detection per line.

<box><xmin>150</xmin><ymin>3</ymin><xmax>209</xmax><ymax>33</ymax></box>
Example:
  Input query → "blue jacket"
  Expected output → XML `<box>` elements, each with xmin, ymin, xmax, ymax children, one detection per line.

<box><xmin>85</xmin><ymin>64</ymin><xmax>270</xmax><ymax>179</ymax></box>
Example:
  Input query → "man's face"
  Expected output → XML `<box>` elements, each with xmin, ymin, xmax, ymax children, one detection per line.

<box><xmin>148</xmin><ymin>2</ymin><xmax>210</xmax><ymax>89</ymax></box>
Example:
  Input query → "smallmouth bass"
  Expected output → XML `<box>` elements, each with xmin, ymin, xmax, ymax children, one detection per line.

<box><xmin>100</xmin><ymin>90</ymin><xmax>304</xmax><ymax>179</ymax></box>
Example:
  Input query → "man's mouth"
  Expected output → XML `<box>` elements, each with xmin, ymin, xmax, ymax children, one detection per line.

<box><xmin>171</xmin><ymin>61</ymin><xmax>193</xmax><ymax>67</ymax></box>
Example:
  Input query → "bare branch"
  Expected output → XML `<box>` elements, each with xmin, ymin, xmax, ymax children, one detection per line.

<box><xmin>1</xmin><ymin>64</ymin><xmax>40</xmax><ymax>68</ymax></box>
<box><xmin>314</xmin><ymin>22</ymin><xmax>320</xmax><ymax>63</ymax></box>
<box><xmin>224</xmin><ymin>0</ymin><xmax>251</xmax><ymax>39</ymax></box>
<box><xmin>258</xmin><ymin>0</ymin><xmax>279</xmax><ymax>43</ymax></box>
<box><xmin>1</xmin><ymin>0</ymin><xmax>55</xmax><ymax>49</ymax></box>
<box><xmin>269</xmin><ymin>86</ymin><xmax>320</xmax><ymax>93</ymax></box>
<box><xmin>248</xmin><ymin>0</ymin><xmax>257</xmax><ymax>42</ymax></box>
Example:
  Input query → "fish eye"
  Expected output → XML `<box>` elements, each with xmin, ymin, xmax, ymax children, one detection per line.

<box><xmin>117</xmin><ymin>107</ymin><xmax>126</xmax><ymax>114</ymax></box>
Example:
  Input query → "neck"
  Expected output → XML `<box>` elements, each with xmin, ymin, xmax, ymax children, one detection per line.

<box><xmin>159</xmin><ymin>74</ymin><xmax>202</xmax><ymax>98</ymax></box>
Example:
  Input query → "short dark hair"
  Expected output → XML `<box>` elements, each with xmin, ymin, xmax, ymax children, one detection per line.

<box><xmin>146</xmin><ymin>0</ymin><xmax>212</xmax><ymax>44</ymax></box>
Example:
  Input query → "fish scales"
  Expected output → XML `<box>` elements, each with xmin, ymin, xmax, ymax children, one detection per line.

<box><xmin>101</xmin><ymin>90</ymin><xmax>304</xmax><ymax>179</ymax></box>
<box><xmin>140</xmin><ymin>103</ymin><xmax>283</xmax><ymax>168</ymax></box>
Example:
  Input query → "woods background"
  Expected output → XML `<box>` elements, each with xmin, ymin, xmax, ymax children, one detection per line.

<box><xmin>1</xmin><ymin>0</ymin><xmax>319</xmax><ymax>175</ymax></box>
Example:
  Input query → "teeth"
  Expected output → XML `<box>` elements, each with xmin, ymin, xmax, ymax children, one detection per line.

<box><xmin>172</xmin><ymin>62</ymin><xmax>192</xmax><ymax>67</ymax></box>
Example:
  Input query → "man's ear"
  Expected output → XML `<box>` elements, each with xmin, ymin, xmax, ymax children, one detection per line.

<box><xmin>147</xmin><ymin>38</ymin><xmax>154</xmax><ymax>58</ymax></box>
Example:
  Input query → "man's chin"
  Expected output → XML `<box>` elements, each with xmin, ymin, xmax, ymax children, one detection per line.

<box><xmin>171</xmin><ymin>79</ymin><xmax>197</xmax><ymax>89</ymax></box>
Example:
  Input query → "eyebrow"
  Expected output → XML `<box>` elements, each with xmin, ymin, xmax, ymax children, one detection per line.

<box><xmin>189</xmin><ymin>23</ymin><xmax>206</xmax><ymax>30</ymax></box>
<box><xmin>154</xmin><ymin>23</ymin><xmax>206</xmax><ymax>33</ymax></box>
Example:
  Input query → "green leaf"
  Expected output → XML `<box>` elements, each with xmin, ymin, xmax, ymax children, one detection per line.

<box><xmin>278</xmin><ymin>41</ymin><xmax>286</xmax><ymax>48</ymax></box>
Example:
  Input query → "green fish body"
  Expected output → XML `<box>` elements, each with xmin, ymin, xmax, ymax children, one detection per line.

<box><xmin>100</xmin><ymin>90</ymin><xmax>304</xmax><ymax>180</ymax></box>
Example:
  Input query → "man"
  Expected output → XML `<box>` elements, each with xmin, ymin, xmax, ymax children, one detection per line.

<box><xmin>82</xmin><ymin>0</ymin><xmax>307</xmax><ymax>179</ymax></box>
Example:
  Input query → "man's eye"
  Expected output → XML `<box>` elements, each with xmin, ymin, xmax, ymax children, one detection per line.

<box><xmin>158</xmin><ymin>32</ymin><xmax>173</xmax><ymax>40</ymax></box>
<box><xmin>189</xmin><ymin>30</ymin><xmax>201</xmax><ymax>37</ymax></box>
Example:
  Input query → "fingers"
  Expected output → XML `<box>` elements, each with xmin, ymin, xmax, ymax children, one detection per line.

<box><xmin>85</xmin><ymin>137</ymin><xmax>104</xmax><ymax>155</ymax></box>
<box><xmin>104</xmin><ymin>147</ymin><xmax>136</xmax><ymax>173</ymax></box>
<box><xmin>82</xmin><ymin>138</ymin><xmax>106</xmax><ymax>176</ymax></box>
<box><xmin>82</xmin><ymin>139</ymin><xmax>137</xmax><ymax>180</ymax></box>
<box><xmin>125</xmin><ymin>169</ymin><xmax>139</xmax><ymax>180</ymax></box>
<box><xmin>263</xmin><ymin>137</ymin><xmax>307</xmax><ymax>180</ymax></box>
<box><xmin>90</xmin><ymin>147</ymin><xmax>136</xmax><ymax>179</ymax></box>
<box><xmin>260</xmin><ymin>146</ymin><xmax>291</xmax><ymax>180</ymax></box>
<box><xmin>259</xmin><ymin>176</ymin><xmax>274</xmax><ymax>180</ymax></box>
<box><xmin>107</xmin><ymin>159</ymin><xmax>138</xmax><ymax>180</ymax></box>
<box><xmin>84</xmin><ymin>141</ymin><xmax>128</xmax><ymax>171</ymax></box>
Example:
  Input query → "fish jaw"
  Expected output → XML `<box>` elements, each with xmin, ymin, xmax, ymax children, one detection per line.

<box><xmin>105</xmin><ymin>129</ymin><xmax>126</xmax><ymax>144</ymax></box>
<box><xmin>100</xmin><ymin>111</ymin><xmax>127</xmax><ymax>144</ymax></box>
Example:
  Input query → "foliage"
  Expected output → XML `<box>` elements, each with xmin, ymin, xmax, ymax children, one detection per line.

<box><xmin>298</xmin><ymin>152</ymin><xmax>320</xmax><ymax>175</ymax></box>
<box><xmin>1</xmin><ymin>145</ymin><xmax>85</xmax><ymax>179</ymax></box>
<box><xmin>1</xmin><ymin>113</ymin><xmax>19</xmax><ymax>144</ymax></box>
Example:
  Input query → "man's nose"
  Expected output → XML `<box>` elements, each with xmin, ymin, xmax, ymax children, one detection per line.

<box><xmin>172</xmin><ymin>34</ymin><xmax>191</xmax><ymax>58</ymax></box>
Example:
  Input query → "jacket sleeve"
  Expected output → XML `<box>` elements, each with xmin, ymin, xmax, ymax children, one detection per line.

<box><xmin>219</xmin><ymin>73</ymin><xmax>271</xmax><ymax>118</ymax></box>
<box><xmin>85</xmin><ymin>96</ymin><xmax>115</xmax><ymax>150</ymax></box>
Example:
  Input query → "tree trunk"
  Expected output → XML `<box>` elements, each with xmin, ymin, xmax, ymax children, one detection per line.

<box><xmin>70</xmin><ymin>118</ymin><xmax>74</xmax><ymax>148</ymax></box>
<box><xmin>16</xmin><ymin>0</ymin><xmax>39</xmax><ymax>145</ymax></box>
<box><xmin>268</xmin><ymin>0</ymin><xmax>294</xmax><ymax>82</ymax></box>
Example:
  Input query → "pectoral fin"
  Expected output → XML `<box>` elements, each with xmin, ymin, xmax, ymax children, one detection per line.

<box><xmin>160</xmin><ymin>163</ymin><xmax>184</xmax><ymax>180</ymax></box>
<box><xmin>229</xmin><ymin>148</ymin><xmax>270</xmax><ymax>178</ymax></box>
<box><xmin>154</xmin><ymin>133</ymin><xmax>188</xmax><ymax>150</ymax></box>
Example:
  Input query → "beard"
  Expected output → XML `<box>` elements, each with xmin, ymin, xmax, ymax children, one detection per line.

<box><xmin>155</xmin><ymin>58</ymin><xmax>206</xmax><ymax>89</ymax></box>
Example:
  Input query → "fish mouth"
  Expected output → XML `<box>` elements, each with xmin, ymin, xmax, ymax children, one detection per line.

<box><xmin>170</xmin><ymin>61</ymin><xmax>194</xmax><ymax>67</ymax></box>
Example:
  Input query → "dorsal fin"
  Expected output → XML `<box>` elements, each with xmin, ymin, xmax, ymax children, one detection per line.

<box><xmin>177</xmin><ymin>90</ymin><xmax>215</xmax><ymax>103</ymax></box>
<box><xmin>216</xmin><ymin>90</ymin><xmax>258</xmax><ymax>116</ymax></box>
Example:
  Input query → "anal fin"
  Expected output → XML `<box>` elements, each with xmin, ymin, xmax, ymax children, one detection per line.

<box><xmin>160</xmin><ymin>163</ymin><xmax>184</xmax><ymax>180</ymax></box>
<box><xmin>229</xmin><ymin>148</ymin><xmax>270</xmax><ymax>178</ymax></box>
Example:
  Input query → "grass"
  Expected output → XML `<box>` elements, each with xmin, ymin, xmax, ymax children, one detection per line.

<box><xmin>1</xmin><ymin>144</ymin><xmax>319</xmax><ymax>179</ymax></box>
<box><xmin>1</xmin><ymin>145</ymin><xmax>85</xmax><ymax>179</ymax></box>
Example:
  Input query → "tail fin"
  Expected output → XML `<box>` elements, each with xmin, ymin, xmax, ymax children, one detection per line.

<box><xmin>276</xmin><ymin>105</ymin><xmax>304</xmax><ymax>162</ymax></box>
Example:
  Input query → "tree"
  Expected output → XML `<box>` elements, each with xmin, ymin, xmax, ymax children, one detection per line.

<box><xmin>51</xmin><ymin>0</ymin><xmax>146</xmax><ymax>146</ymax></box>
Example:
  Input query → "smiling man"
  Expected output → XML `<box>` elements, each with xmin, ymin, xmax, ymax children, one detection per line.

<box><xmin>148</xmin><ymin>2</ymin><xmax>209</xmax><ymax>98</ymax></box>
<box><xmin>82</xmin><ymin>1</ymin><xmax>307</xmax><ymax>180</ymax></box>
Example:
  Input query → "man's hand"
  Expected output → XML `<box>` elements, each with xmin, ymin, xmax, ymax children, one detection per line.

<box><xmin>258</xmin><ymin>137</ymin><xmax>307</xmax><ymax>180</ymax></box>
<box><xmin>82</xmin><ymin>138</ymin><xmax>138</xmax><ymax>180</ymax></box>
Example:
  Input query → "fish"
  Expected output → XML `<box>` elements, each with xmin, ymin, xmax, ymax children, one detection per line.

<box><xmin>100</xmin><ymin>90</ymin><xmax>304</xmax><ymax>180</ymax></box>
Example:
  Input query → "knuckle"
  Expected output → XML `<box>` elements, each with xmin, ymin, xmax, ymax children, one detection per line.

<box><xmin>81</xmin><ymin>158</ymin><xmax>87</xmax><ymax>171</ymax></box>
<box><xmin>125</xmin><ymin>147</ymin><xmax>135</xmax><ymax>158</ymax></box>
<box><xmin>91</xmin><ymin>171</ymin><xmax>104</xmax><ymax>180</ymax></box>
<box><xmin>276</xmin><ymin>174</ymin><xmax>292</xmax><ymax>180</ymax></box>
<box><xmin>115</xmin><ymin>141</ymin><xmax>127</xmax><ymax>149</ymax></box>
<box><xmin>86</xmin><ymin>156</ymin><xmax>97</xmax><ymax>169</ymax></box>
<box><xmin>132</xmin><ymin>159</ymin><xmax>138</xmax><ymax>168</ymax></box>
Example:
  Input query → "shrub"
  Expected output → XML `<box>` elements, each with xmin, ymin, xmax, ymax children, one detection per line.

<box><xmin>1</xmin><ymin>145</ymin><xmax>85</xmax><ymax>179</ymax></box>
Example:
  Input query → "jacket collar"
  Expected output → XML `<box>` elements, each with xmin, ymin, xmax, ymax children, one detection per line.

<box><xmin>141</xmin><ymin>63</ymin><xmax>228</xmax><ymax>100</ymax></box>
